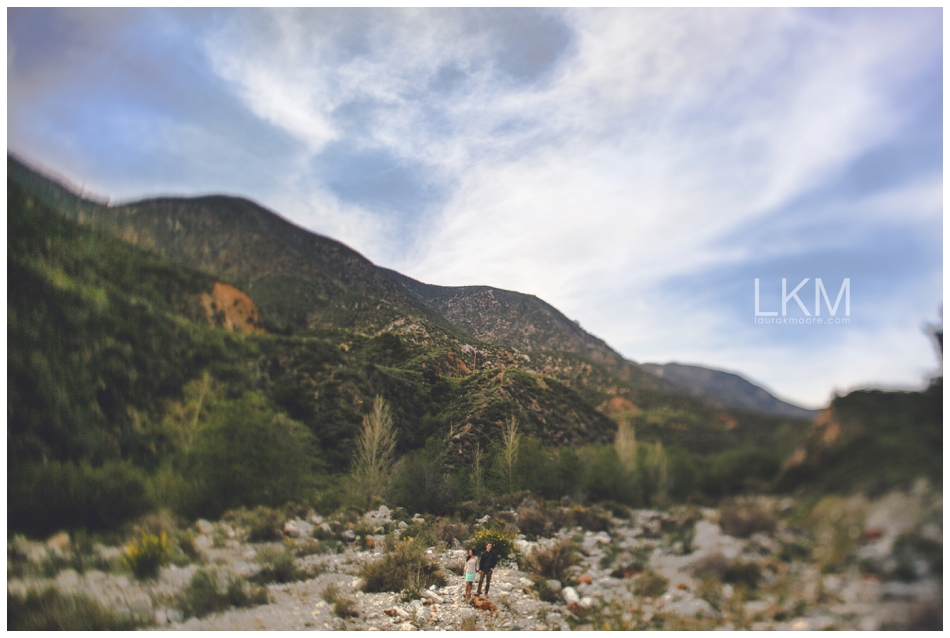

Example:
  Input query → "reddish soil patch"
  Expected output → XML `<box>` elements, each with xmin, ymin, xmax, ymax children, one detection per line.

<box><xmin>200</xmin><ymin>282</ymin><xmax>264</xmax><ymax>334</ymax></box>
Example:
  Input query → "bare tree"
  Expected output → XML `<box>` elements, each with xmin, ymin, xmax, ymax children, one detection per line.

<box><xmin>472</xmin><ymin>442</ymin><xmax>485</xmax><ymax>502</ymax></box>
<box><xmin>501</xmin><ymin>415</ymin><xmax>521</xmax><ymax>493</ymax></box>
<box><xmin>615</xmin><ymin>417</ymin><xmax>638</xmax><ymax>474</ymax></box>
<box><xmin>353</xmin><ymin>395</ymin><xmax>398</xmax><ymax>504</ymax></box>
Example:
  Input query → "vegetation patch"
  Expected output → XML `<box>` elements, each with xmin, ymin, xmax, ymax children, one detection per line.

<box><xmin>8</xmin><ymin>587</ymin><xmax>144</xmax><ymax>630</ymax></box>
<box><xmin>361</xmin><ymin>540</ymin><xmax>445</xmax><ymax>594</ymax></box>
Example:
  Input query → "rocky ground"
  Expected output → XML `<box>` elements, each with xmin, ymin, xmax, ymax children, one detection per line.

<box><xmin>8</xmin><ymin>479</ymin><xmax>942</xmax><ymax>631</ymax></box>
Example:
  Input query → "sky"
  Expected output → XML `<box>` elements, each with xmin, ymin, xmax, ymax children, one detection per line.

<box><xmin>7</xmin><ymin>8</ymin><xmax>943</xmax><ymax>408</ymax></box>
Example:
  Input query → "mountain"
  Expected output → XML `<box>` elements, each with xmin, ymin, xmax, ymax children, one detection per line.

<box><xmin>8</xmin><ymin>154</ymin><xmax>813</xmax><ymax>459</ymax></box>
<box><xmin>641</xmin><ymin>363</ymin><xmax>819</xmax><ymax>419</ymax></box>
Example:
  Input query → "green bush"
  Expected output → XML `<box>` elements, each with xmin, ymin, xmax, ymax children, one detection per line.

<box><xmin>9</xmin><ymin>460</ymin><xmax>152</xmax><ymax>536</ymax></box>
<box><xmin>180</xmin><ymin>392</ymin><xmax>320</xmax><ymax>519</ymax></box>
<box><xmin>360</xmin><ymin>540</ymin><xmax>445</xmax><ymax>593</ymax></box>
<box><xmin>633</xmin><ymin>569</ymin><xmax>669</xmax><ymax>598</ymax></box>
<box><xmin>250</xmin><ymin>548</ymin><xmax>324</xmax><ymax>584</ymax></box>
<box><xmin>389</xmin><ymin>439</ymin><xmax>461</xmax><ymax>516</ymax></box>
<box><xmin>222</xmin><ymin>506</ymin><xmax>284</xmax><ymax>542</ymax></box>
<box><xmin>8</xmin><ymin>587</ymin><xmax>142</xmax><ymax>630</ymax></box>
<box><xmin>707</xmin><ymin>448</ymin><xmax>780</xmax><ymax>495</ymax></box>
<box><xmin>177</xmin><ymin>569</ymin><xmax>268</xmax><ymax>619</ymax></box>
<box><xmin>121</xmin><ymin>532</ymin><xmax>171</xmax><ymax>580</ymax></box>
<box><xmin>466</xmin><ymin>521</ymin><xmax>518</xmax><ymax>559</ymax></box>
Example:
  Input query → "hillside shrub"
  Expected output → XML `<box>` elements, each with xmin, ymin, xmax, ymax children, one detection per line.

<box><xmin>361</xmin><ymin>540</ymin><xmax>445</xmax><ymax>593</ymax></box>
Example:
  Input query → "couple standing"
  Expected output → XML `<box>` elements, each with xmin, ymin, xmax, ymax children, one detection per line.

<box><xmin>463</xmin><ymin>542</ymin><xmax>497</xmax><ymax>601</ymax></box>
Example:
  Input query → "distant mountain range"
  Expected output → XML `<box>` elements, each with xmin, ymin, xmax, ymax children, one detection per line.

<box><xmin>640</xmin><ymin>363</ymin><xmax>818</xmax><ymax>419</ymax></box>
<box><xmin>8</xmin><ymin>154</ymin><xmax>818</xmax><ymax>422</ymax></box>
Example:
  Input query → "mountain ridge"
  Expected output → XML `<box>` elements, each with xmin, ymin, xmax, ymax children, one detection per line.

<box><xmin>8</xmin><ymin>154</ymin><xmax>819</xmax><ymax>419</ymax></box>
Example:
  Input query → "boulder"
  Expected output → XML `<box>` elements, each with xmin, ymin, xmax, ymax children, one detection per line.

<box><xmin>196</xmin><ymin>519</ymin><xmax>214</xmax><ymax>535</ymax></box>
<box><xmin>546</xmin><ymin>579</ymin><xmax>562</xmax><ymax>593</ymax></box>
<box><xmin>284</xmin><ymin>518</ymin><xmax>314</xmax><ymax>539</ymax></box>
<box><xmin>561</xmin><ymin>587</ymin><xmax>580</xmax><ymax>606</ymax></box>
<box><xmin>420</xmin><ymin>590</ymin><xmax>444</xmax><ymax>604</ymax></box>
<box><xmin>47</xmin><ymin>532</ymin><xmax>70</xmax><ymax>552</ymax></box>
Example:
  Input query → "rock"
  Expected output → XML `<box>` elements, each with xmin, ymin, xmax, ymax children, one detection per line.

<box><xmin>310</xmin><ymin>514</ymin><xmax>324</xmax><ymax>525</ymax></box>
<box><xmin>220</xmin><ymin>523</ymin><xmax>236</xmax><ymax>539</ymax></box>
<box><xmin>477</xmin><ymin>515</ymin><xmax>490</xmax><ymax>524</ymax></box>
<box><xmin>744</xmin><ymin>600</ymin><xmax>770</xmax><ymax>616</ymax></box>
<box><xmin>47</xmin><ymin>532</ymin><xmax>70</xmax><ymax>551</ymax></box>
<box><xmin>577</xmin><ymin>575</ymin><xmax>593</xmax><ymax>585</ymax></box>
<box><xmin>284</xmin><ymin>518</ymin><xmax>314</xmax><ymax>539</ymax></box>
<box><xmin>561</xmin><ymin>587</ymin><xmax>580</xmax><ymax>606</ymax></box>
<box><xmin>398</xmin><ymin>622</ymin><xmax>416</xmax><ymax>630</ymax></box>
<box><xmin>155</xmin><ymin>608</ymin><xmax>168</xmax><ymax>625</ymax></box>
<box><xmin>750</xmin><ymin>532</ymin><xmax>778</xmax><ymax>554</ymax></box>
<box><xmin>579</xmin><ymin>597</ymin><xmax>596</xmax><ymax>610</ymax></box>
<box><xmin>421</xmin><ymin>590</ymin><xmax>445</xmax><ymax>604</ymax></box>
<box><xmin>55</xmin><ymin>569</ymin><xmax>80</xmax><ymax>590</ymax></box>
<box><xmin>398</xmin><ymin>522</ymin><xmax>409</xmax><ymax>530</ymax></box>
<box><xmin>343</xmin><ymin>530</ymin><xmax>357</xmax><ymax>541</ymax></box>
<box><xmin>546</xmin><ymin>579</ymin><xmax>562</xmax><ymax>593</ymax></box>
<box><xmin>167</xmin><ymin>609</ymin><xmax>183</xmax><ymax>624</ymax></box>
<box><xmin>196</xmin><ymin>519</ymin><xmax>214</xmax><ymax>535</ymax></box>
<box><xmin>518</xmin><ymin>578</ymin><xmax>534</xmax><ymax>588</ymax></box>
<box><xmin>665</xmin><ymin>598</ymin><xmax>715</xmax><ymax>618</ymax></box>
<box><xmin>194</xmin><ymin>535</ymin><xmax>213</xmax><ymax>551</ymax></box>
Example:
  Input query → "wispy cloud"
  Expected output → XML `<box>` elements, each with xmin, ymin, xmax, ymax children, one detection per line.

<box><xmin>8</xmin><ymin>8</ymin><xmax>942</xmax><ymax>406</ymax></box>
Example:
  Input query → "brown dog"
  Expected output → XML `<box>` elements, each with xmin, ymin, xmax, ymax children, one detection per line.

<box><xmin>471</xmin><ymin>596</ymin><xmax>498</xmax><ymax>612</ymax></box>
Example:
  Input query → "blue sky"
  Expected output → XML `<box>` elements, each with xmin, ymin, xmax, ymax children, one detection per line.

<box><xmin>8</xmin><ymin>8</ymin><xmax>943</xmax><ymax>408</ymax></box>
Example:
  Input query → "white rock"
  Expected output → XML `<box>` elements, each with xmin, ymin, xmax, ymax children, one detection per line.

<box><xmin>196</xmin><ymin>519</ymin><xmax>214</xmax><ymax>534</ymax></box>
<box><xmin>546</xmin><ymin>579</ymin><xmax>562</xmax><ymax>593</ymax></box>
<box><xmin>194</xmin><ymin>535</ymin><xmax>213</xmax><ymax>551</ymax></box>
<box><xmin>167</xmin><ymin>609</ymin><xmax>183</xmax><ymax>624</ymax></box>
<box><xmin>220</xmin><ymin>523</ymin><xmax>236</xmax><ymax>539</ymax></box>
<box><xmin>284</xmin><ymin>518</ymin><xmax>315</xmax><ymax>539</ymax></box>
<box><xmin>561</xmin><ymin>587</ymin><xmax>580</xmax><ymax>606</ymax></box>
<box><xmin>665</xmin><ymin>598</ymin><xmax>715</xmax><ymax>618</ymax></box>
<box><xmin>519</xmin><ymin>578</ymin><xmax>534</xmax><ymax>588</ymax></box>
<box><xmin>155</xmin><ymin>608</ymin><xmax>168</xmax><ymax>625</ymax></box>
<box><xmin>421</xmin><ymin>590</ymin><xmax>445</xmax><ymax>604</ymax></box>
<box><xmin>579</xmin><ymin>597</ymin><xmax>596</xmax><ymax>609</ymax></box>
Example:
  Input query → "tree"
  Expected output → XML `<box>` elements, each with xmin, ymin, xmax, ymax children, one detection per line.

<box><xmin>352</xmin><ymin>395</ymin><xmax>398</xmax><ymax>505</ymax></box>
<box><xmin>501</xmin><ymin>415</ymin><xmax>521</xmax><ymax>493</ymax></box>
<box><xmin>614</xmin><ymin>417</ymin><xmax>638</xmax><ymax>474</ymax></box>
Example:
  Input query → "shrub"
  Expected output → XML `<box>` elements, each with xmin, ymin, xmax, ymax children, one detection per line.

<box><xmin>719</xmin><ymin>502</ymin><xmax>776</xmax><ymax>539</ymax></box>
<box><xmin>723</xmin><ymin>561</ymin><xmax>761</xmax><ymax>590</ymax></box>
<box><xmin>633</xmin><ymin>569</ymin><xmax>669</xmax><ymax>598</ymax></box>
<box><xmin>180</xmin><ymin>392</ymin><xmax>319</xmax><ymax>519</ymax></box>
<box><xmin>8</xmin><ymin>587</ymin><xmax>142</xmax><ymax>630</ymax></box>
<box><xmin>334</xmin><ymin>598</ymin><xmax>359</xmax><ymax>618</ymax></box>
<box><xmin>460</xmin><ymin>615</ymin><xmax>478</xmax><ymax>631</ymax></box>
<box><xmin>433</xmin><ymin>518</ymin><xmax>469</xmax><ymax>546</ymax></box>
<box><xmin>466</xmin><ymin>521</ymin><xmax>518</xmax><ymax>559</ymax></box>
<box><xmin>250</xmin><ymin>548</ymin><xmax>324</xmax><ymax>584</ymax></box>
<box><xmin>177</xmin><ymin>569</ymin><xmax>268</xmax><ymax>619</ymax></box>
<box><xmin>121</xmin><ymin>532</ymin><xmax>170</xmax><ymax>580</ymax></box>
<box><xmin>9</xmin><ymin>460</ymin><xmax>152</xmax><ymax>537</ymax></box>
<box><xmin>223</xmin><ymin>506</ymin><xmax>284</xmax><ymax>542</ymax></box>
<box><xmin>360</xmin><ymin>540</ymin><xmax>445</xmax><ymax>593</ymax></box>
<box><xmin>523</xmin><ymin>538</ymin><xmax>578</xmax><ymax>582</ymax></box>
<box><xmin>320</xmin><ymin>583</ymin><xmax>341</xmax><ymax>604</ymax></box>
<box><xmin>570</xmin><ymin>504</ymin><xmax>612</xmax><ymax>533</ymax></box>
<box><xmin>707</xmin><ymin>448</ymin><xmax>780</xmax><ymax>495</ymax></box>
<box><xmin>516</xmin><ymin>501</ymin><xmax>554</xmax><ymax>539</ymax></box>
<box><xmin>690</xmin><ymin>552</ymin><xmax>731</xmax><ymax>581</ymax></box>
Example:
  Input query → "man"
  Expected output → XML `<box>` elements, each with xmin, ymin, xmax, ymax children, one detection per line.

<box><xmin>475</xmin><ymin>542</ymin><xmax>498</xmax><ymax>597</ymax></box>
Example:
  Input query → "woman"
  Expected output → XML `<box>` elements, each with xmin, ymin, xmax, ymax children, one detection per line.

<box><xmin>463</xmin><ymin>548</ymin><xmax>478</xmax><ymax>602</ymax></box>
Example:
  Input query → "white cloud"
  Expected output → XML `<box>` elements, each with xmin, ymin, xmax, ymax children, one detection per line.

<box><xmin>200</xmin><ymin>8</ymin><xmax>941</xmax><ymax>406</ymax></box>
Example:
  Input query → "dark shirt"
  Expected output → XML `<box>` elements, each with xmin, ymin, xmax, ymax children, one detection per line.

<box><xmin>478</xmin><ymin>549</ymin><xmax>497</xmax><ymax>572</ymax></box>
